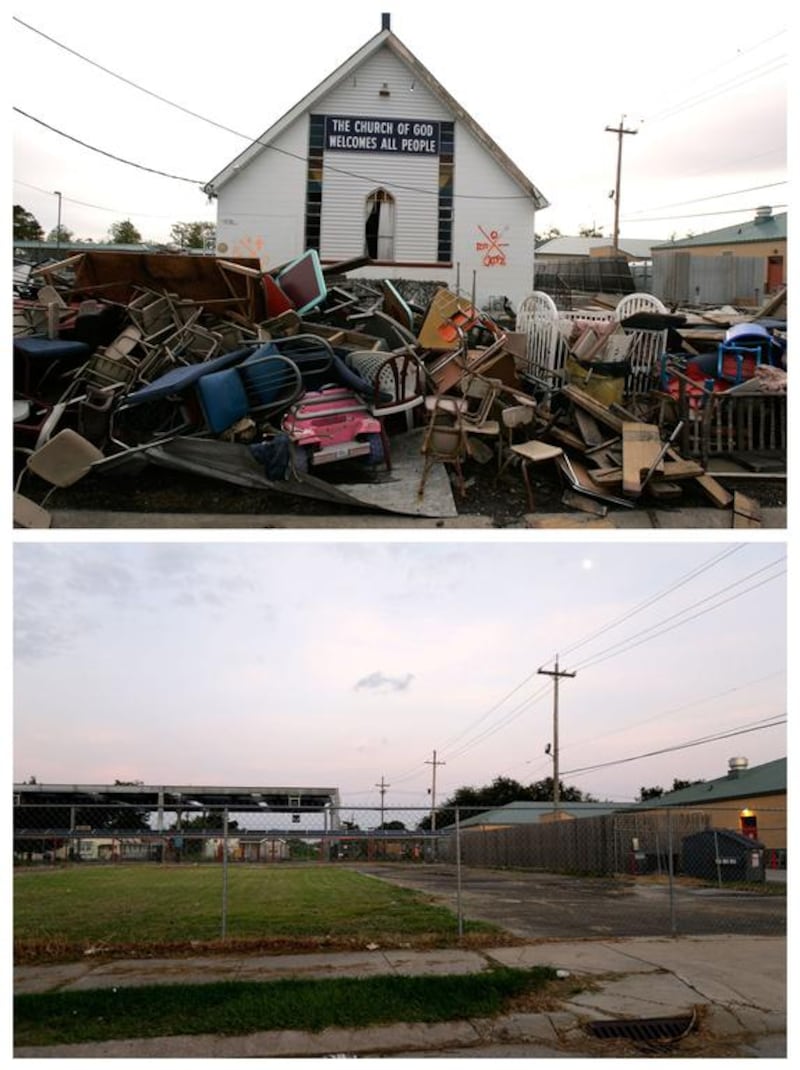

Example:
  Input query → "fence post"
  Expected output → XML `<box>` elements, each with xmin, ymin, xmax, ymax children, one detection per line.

<box><xmin>667</xmin><ymin>809</ymin><xmax>677</xmax><ymax>936</ymax></box>
<box><xmin>221</xmin><ymin>807</ymin><xmax>229</xmax><ymax>939</ymax></box>
<box><xmin>455</xmin><ymin>807</ymin><xmax>463</xmax><ymax>939</ymax></box>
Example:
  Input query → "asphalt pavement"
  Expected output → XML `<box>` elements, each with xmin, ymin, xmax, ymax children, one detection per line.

<box><xmin>14</xmin><ymin>934</ymin><xmax>787</xmax><ymax>1058</ymax></box>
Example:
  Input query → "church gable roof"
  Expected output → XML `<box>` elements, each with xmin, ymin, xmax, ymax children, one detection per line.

<box><xmin>204</xmin><ymin>27</ymin><xmax>547</xmax><ymax>208</ymax></box>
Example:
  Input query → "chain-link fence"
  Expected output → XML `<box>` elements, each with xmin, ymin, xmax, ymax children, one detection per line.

<box><xmin>13</xmin><ymin>801</ymin><xmax>785</xmax><ymax>939</ymax></box>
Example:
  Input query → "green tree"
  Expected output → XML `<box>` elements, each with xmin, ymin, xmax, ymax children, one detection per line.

<box><xmin>579</xmin><ymin>224</ymin><xmax>604</xmax><ymax>237</ymax></box>
<box><xmin>528</xmin><ymin>777</ymin><xmax>588</xmax><ymax>802</ymax></box>
<box><xmin>168</xmin><ymin>812</ymin><xmax>239</xmax><ymax>858</ymax></box>
<box><xmin>638</xmin><ymin>785</ymin><xmax>664</xmax><ymax>801</ymax></box>
<box><xmin>170</xmin><ymin>811</ymin><xmax>239</xmax><ymax>832</ymax></box>
<box><xmin>418</xmin><ymin>775</ymin><xmax>592</xmax><ymax>830</ymax></box>
<box><xmin>108</xmin><ymin>219</ymin><xmax>143</xmax><ymax>244</ymax></box>
<box><xmin>46</xmin><ymin>224</ymin><xmax>74</xmax><ymax>243</ymax></box>
<box><xmin>637</xmin><ymin>778</ymin><xmax>704</xmax><ymax>802</ymax></box>
<box><xmin>535</xmin><ymin>226</ymin><xmax>562</xmax><ymax>244</ymax></box>
<box><xmin>14</xmin><ymin>205</ymin><xmax>44</xmax><ymax>241</ymax></box>
<box><xmin>671</xmin><ymin>778</ymin><xmax>703</xmax><ymax>792</ymax></box>
<box><xmin>170</xmin><ymin>221</ymin><xmax>215</xmax><ymax>250</ymax></box>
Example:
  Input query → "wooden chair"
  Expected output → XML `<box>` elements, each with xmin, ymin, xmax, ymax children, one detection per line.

<box><xmin>346</xmin><ymin>349</ymin><xmax>426</xmax><ymax>470</ymax></box>
<box><xmin>508</xmin><ymin>440</ymin><xmax>563</xmax><ymax>511</ymax></box>
<box><xmin>418</xmin><ymin>398</ymin><xmax>467</xmax><ymax>500</ymax></box>
<box><xmin>460</xmin><ymin>374</ymin><xmax>501</xmax><ymax>467</ymax></box>
<box><xmin>497</xmin><ymin>403</ymin><xmax>536</xmax><ymax>477</ymax></box>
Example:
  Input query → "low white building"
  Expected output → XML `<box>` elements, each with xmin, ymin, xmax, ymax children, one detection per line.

<box><xmin>203</xmin><ymin>14</ymin><xmax>548</xmax><ymax>312</ymax></box>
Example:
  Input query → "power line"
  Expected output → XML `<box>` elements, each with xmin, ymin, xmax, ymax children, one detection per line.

<box><xmin>644</xmin><ymin>58</ymin><xmax>787</xmax><ymax>124</ymax></box>
<box><xmin>12</xmin><ymin>178</ymin><xmax>209</xmax><ymax>221</ymax></box>
<box><xmin>444</xmin><ymin>683</ymin><xmax>551</xmax><ymax>762</ymax></box>
<box><xmin>386</xmin><ymin>557</ymin><xmax>784</xmax><ymax>793</ymax></box>
<box><xmin>624</xmin><ymin>181</ymin><xmax>788</xmax><ymax>217</ymax></box>
<box><xmin>13</xmin><ymin>16</ymin><xmax>250</xmax><ymax>139</ymax></box>
<box><xmin>442</xmin><ymin>547</ymin><xmax>743</xmax><ymax>763</ymax></box>
<box><xmin>572</xmin><ymin>559</ymin><xmax>786</xmax><ymax>673</ymax></box>
<box><xmin>560</xmin><ymin>545</ymin><xmax>743</xmax><ymax>660</ymax></box>
<box><xmin>624</xmin><ymin>204</ymin><xmax>788</xmax><ymax>225</ymax></box>
<box><xmin>12</xmin><ymin>17</ymin><xmax>536</xmax><ymax>203</ymax></box>
<box><xmin>499</xmin><ymin>667</ymin><xmax>786</xmax><ymax>785</ymax></box>
<box><xmin>428</xmin><ymin>551</ymin><xmax>783</xmax><ymax>771</ymax></box>
<box><xmin>435</xmin><ymin>670</ymin><xmax>545</xmax><ymax>755</ymax></box>
<box><xmin>13</xmin><ymin>107</ymin><xmax>206</xmax><ymax>184</ymax></box>
<box><xmin>638</xmin><ymin>29</ymin><xmax>786</xmax><ymax>125</ymax></box>
<box><xmin>562</xmin><ymin>717</ymin><xmax>786</xmax><ymax>779</ymax></box>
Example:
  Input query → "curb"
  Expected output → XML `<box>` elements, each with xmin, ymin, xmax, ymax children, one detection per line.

<box><xmin>10</xmin><ymin>1010</ymin><xmax>597</xmax><ymax>1059</ymax></box>
<box><xmin>13</xmin><ymin>1006</ymin><xmax>788</xmax><ymax>1059</ymax></box>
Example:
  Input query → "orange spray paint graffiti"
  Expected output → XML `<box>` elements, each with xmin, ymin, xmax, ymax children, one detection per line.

<box><xmin>231</xmin><ymin>235</ymin><xmax>269</xmax><ymax>268</ymax></box>
<box><xmin>475</xmin><ymin>226</ymin><xmax>508</xmax><ymax>267</ymax></box>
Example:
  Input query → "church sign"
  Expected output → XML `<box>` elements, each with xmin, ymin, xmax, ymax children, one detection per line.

<box><xmin>324</xmin><ymin>116</ymin><xmax>440</xmax><ymax>155</ymax></box>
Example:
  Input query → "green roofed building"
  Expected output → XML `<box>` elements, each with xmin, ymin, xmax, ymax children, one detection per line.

<box><xmin>651</xmin><ymin>206</ymin><xmax>786</xmax><ymax>304</ymax></box>
<box><xmin>637</xmin><ymin>756</ymin><xmax>786</xmax><ymax>855</ymax></box>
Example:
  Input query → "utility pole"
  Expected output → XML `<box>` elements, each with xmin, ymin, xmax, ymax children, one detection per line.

<box><xmin>53</xmin><ymin>190</ymin><xmax>62</xmax><ymax>252</ymax></box>
<box><xmin>375</xmin><ymin>776</ymin><xmax>390</xmax><ymax>829</ymax></box>
<box><xmin>425</xmin><ymin>750</ymin><xmax>445</xmax><ymax>831</ymax></box>
<box><xmin>537</xmin><ymin>656</ymin><xmax>576</xmax><ymax>811</ymax></box>
<box><xmin>604</xmin><ymin>117</ymin><xmax>637</xmax><ymax>252</ymax></box>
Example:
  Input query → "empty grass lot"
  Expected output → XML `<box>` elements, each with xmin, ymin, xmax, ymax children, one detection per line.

<box><xmin>14</xmin><ymin>864</ymin><xmax>503</xmax><ymax>963</ymax></box>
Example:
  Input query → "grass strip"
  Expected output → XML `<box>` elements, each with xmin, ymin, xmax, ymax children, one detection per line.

<box><xmin>15</xmin><ymin>866</ymin><xmax>500</xmax><ymax>959</ymax></box>
<box><xmin>14</xmin><ymin>966</ymin><xmax>557</xmax><ymax>1047</ymax></box>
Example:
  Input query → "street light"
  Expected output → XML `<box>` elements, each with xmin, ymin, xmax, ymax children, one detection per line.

<box><xmin>53</xmin><ymin>190</ymin><xmax>62</xmax><ymax>252</ymax></box>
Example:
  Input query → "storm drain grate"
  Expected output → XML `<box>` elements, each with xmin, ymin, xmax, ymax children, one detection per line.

<box><xmin>587</xmin><ymin>1015</ymin><xmax>695</xmax><ymax>1042</ymax></box>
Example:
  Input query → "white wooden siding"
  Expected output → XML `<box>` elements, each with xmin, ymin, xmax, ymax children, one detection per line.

<box><xmin>214</xmin><ymin>42</ymin><xmax>539</xmax><ymax>308</ymax></box>
<box><xmin>319</xmin><ymin>51</ymin><xmax>450</xmax><ymax>120</ymax></box>
<box><xmin>449</xmin><ymin>122</ymin><xmax>536</xmax><ymax>307</ymax></box>
<box><xmin>317</xmin><ymin>50</ymin><xmax>446</xmax><ymax>262</ymax></box>
<box><xmin>214</xmin><ymin>121</ymin><xmax>309</xmax><ymax>270</ymax></box>
<box><xmin>320</xmin><ymin>153</ymin><xmax>439</xmax><ymax>261</ymax></box>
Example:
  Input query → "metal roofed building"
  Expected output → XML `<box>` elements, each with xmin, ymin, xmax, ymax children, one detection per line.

<box><xmin>203</xmin><ymin>14</ymin><xmax>548</xmax><ymax>312</ymax></box>
<box><xmin>650</xmin><ymin>209</ymin><xmax>787</xmax><ymax>253</ymax></box>
<box><xmin>637</xmin><ymin>757</ymin><xmax>786</xmax><ymax>808</ymax></box>
<box><xmin>650</xmin><ymin>207</ymin><xmax>787</xmax><ymax>304</ymax></box>
<box><xmin>13</xmin><ymin>782</ymin><xmax>343</xmax><ymax>834</ymax></box>
<box><xmin>445</xmin><ymin>800</ymin><xmax>628</xmax><ymax>831</ymax></box>
<box><xmin>636</xmin><ymin>757</ymin><xmax>786</xmax><ymax>854</ymax></box>
<box><xmin>535</xmin><ymin>236</ymin><xmax>658</xmax><ymax>261</ymax></box>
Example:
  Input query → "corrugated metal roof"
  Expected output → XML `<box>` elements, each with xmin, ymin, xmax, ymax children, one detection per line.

<box><xmin>642</xmin><ymin>757</ymin><xmax>786</xmax><ymax>807</ymax></box>
<box><xmin>452</xmin><ymin>800</ymin><xmax>627</xmax><ymax>829</ymax></box>
<box><xmin>535</xmin><ymin>236</ymin><xmax>657</xmax><ymax>258</ymax></box>
<box><xmin>651</xmin><ymin>212</ymin><xmax>787</xmax><ymax>250</ymax></box>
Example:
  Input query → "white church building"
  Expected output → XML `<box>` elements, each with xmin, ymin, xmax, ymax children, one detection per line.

<box><xmin>203</xmin><ymin>13</ymin><xmax>548</xmax><ymax>312</ymax></box>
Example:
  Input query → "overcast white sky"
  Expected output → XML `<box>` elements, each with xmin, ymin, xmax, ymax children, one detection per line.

<box><xmin>13</xmin><ymin>539</ymin><xmax>787</xmax><ymax>812</ymax></box>
<box><xmin>11</xmin><ymin>0</ymin><xmax>789</xmax><ymax>246</ymax></box>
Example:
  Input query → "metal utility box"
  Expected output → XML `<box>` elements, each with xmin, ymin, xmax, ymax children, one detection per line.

<box><xmin>681</xmin><ymin>828</ymin><xmax>765</xmax><ymax>883</ymax></box>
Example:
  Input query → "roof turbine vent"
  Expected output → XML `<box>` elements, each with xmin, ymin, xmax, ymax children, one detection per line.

<box><xmin>728</xmin><ymin>757</ymin><xmax>749</xmax><ymax>778</ymax></box>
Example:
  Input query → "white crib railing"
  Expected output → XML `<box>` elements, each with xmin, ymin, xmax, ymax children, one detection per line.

<box><xmin>515</xmin><ymin>291</ymin><xmax>668</xmax><ymax>399</ymax></box>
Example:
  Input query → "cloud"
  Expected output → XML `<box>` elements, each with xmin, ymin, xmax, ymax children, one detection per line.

<box><xmin>354</xmin><ymin>671</ymin><xmax>415</xmax><ymax>693</ymax></box>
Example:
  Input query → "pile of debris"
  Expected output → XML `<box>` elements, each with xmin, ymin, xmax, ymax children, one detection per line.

<box><xmin>12</xmin><ymin>250</ymin><xmax>787</xmax><ymax>526</ymax></box>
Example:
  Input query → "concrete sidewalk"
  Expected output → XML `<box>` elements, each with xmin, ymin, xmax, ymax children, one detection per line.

<box><xmin>45</xmin><ymin>506</ymin><xmax>787</xmax><ymax>529</ymax></box>
<box><xmin>14</xmin><ymin>935</ymin><xmax>787</xmax><ymax>1058</ymax></box>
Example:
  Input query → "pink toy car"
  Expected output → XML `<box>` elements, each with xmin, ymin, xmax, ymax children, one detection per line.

<box><xmin>282</xmin><ymin>387</ymin><xmax>385</xmax><ymax>467</ymax></box>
